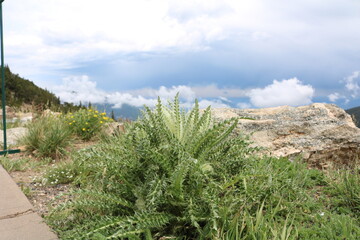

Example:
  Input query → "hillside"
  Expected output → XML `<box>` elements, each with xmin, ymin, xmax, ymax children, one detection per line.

<box><xmin>0</xmin><ymin>66</ymin><xmax>60</xmax><ymax>109</ymax></box>
<box><xmin>0</xmin><ymin>66</ymin><xmax>80</xmax><ymax>112</ymax></box>
<box><xmin>345</xmin><ymin>106</ymin><xmax>360</xmax><ymax>128</ymax></box>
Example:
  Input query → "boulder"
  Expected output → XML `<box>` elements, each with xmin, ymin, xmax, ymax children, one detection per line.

<box><xmin>0</xmin><ymin>127</ymin><xmax>28</xmax><ymax>146</ymax></box>
<box><xmin>42</xmin><ymin>109</ymin><xmax>60</xmax><ymax>117</ymax></box>
<box><xmin>211</xmin><ymin>103</ymin><xmax>360</xmax><ymax>168</ymax></box>
<box><xmin>103</xmin><ymin>122</ymin><xmax>125</xmax><ymax>136</ymax></box>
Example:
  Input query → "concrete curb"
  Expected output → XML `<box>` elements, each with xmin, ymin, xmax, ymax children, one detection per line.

<box><xmin>0</xmin><ymin>165</ymin><xmax>58</xmax><ymax>240</ymax></box>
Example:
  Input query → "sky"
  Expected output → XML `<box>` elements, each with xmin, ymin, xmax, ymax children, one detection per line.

<box><xmin>3</xmin><ymin>0</ymin><xmax>360</xmax><ymax>109</ymax></box>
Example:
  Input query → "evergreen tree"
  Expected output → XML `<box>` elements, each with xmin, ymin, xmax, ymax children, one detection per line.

<box><xmin>111</xmin><ymin>110</ymin><xmax>116</xmax><ymax>121</ymax></box>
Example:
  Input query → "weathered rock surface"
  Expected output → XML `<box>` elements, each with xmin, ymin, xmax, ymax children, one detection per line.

<box><xmin>211</xmin><ymin>103</ymin><xmax>360</xmax><ymax>168</ymax></box>
<box><xmin>0</xmin><ymin>127</ymin><xmax>28</xmax><ymax>146</ymax></box>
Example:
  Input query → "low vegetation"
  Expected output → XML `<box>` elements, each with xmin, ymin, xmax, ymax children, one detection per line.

<box><xmin>65</xmin><ymin>108</ymin><xmax>112</xmax><ymax>140</ymax></box>
<box><xmin>0</xmin><ymin>156</ymin><xmax>32</xmax><ymax>172</ymax></box>
<box><xmin>20</xmin><ymin>115</ymin><xmax>73</xmax><ymax>159</ymax></box>
<box><xmin>3</xmin><ymin>95</ymin><xmax>360</xmax><ymax>239</ymax></box>
<box><xmin>19</xmin><ymin>108</ymin><xmax>112</xmax><ymax>160</ymax></box>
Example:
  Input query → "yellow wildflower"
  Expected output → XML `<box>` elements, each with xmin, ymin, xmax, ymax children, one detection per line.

<box><xmin>95</xmin><ymin>110</ymin><xmax>99</xmax><ymax>113</ymax></box>
<box><xmin>100</xmin><ymin>121</ymin><xmax>103</xmax><ymax>124</ymax></box>
<box><xmin>69</xmin><ymin>123</ymin><xmax>72</xmax><ymax>125</ymax></box>
<box><xmin>94</xmin><ymin>115</ymin><xmax>98</xmax><ymax>117</ymax></box>
<box><xmin>82</xmin><ymin>128</ymin><xmax>86</xmax><ymax>131</ymax></box>
<box><xmin>101</xmin><ymin>112</ymin><xmax>106</xmax><ymax>116</ymax></box>
<box><xmin>103</xmin><ymin>117</ymin><xmax>108</xmax><ymax>120</ymax></box>
<box><xmin>86</xmin><ymin>122</ymin><xmax>89</xmax><ymax>125</ymax></box>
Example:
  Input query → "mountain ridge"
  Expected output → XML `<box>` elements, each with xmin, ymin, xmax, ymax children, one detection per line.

<box><xmin>0</xmin><ymin>66</ymin><xmax>80</xmax><ymax>112</ymax></box>
<box><xmin>345</xmin><ymin>106</ymin><xmax>360</xmax><ymax>128</ymax></box>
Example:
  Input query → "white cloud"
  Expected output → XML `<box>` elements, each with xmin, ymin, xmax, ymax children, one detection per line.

<box><xmin>52</xmin><ymin>75</ymin><xmax>321</xmax><ymax>110</ymax></box>
<box><xmin>344</xmin><ymin>71</ymin><xmax>360</xmax><ymax>98</ymax></box>
<box><xmin>7</xmin><ymin>0</ymin><xmax>360</xmax><ymax>81</ymax></box>
<box><xmin>190</xmin><ymin>85</ymin><xmax>248</xmax><ymax>98</ymax></box>
<box><xmin>5</xmin><ymin>0</ymin><xmax>236</xmax><ymax>74</ymax></box>
<box><xmin>51</xmin><ymin>75</ymin><xmax>231</xmax><ymax>109</ymax></box>
<box><xmin>236</xmin><ymin>102</ymin><xmax>251</xmax><ymax>109</ymax></box>
<box><xmin>328</xmin><ymin>71</ymin><xmax>360</xmax><ymax>104</ymax></box>
<box><xmin>196</xmin><ymin>99</ymin><xmax>229</xmax><ymax>109</ymax></box>
<box><xmin>108</xmin><ymin>93</ymin><xmax>157</xmax><ymax>108</ymax></box>
<box><xmin>52</xmin><ymin>75</ymin><xmax>107</xmax><ymax>104</ymax></box>
<box><xmin>328</xmin><ymin>92</ymin><xmax>341</xmax><ymax>102</ymax></box>
<box><xmin>218</xmin><ymin>96</ymin><xmax>231</xmax><ymax>103</ymax></box>
<box><xmin>248</xmin><ymin>78</ymin><xmax>315</xmax><ymax>108</ymax></box>
<box><xmin>109</xmin><ymin>85</ymin><xmax>197</xmax><ymax>108</ymax></box>
<box><xmin>126</xmin><ymin>84</ymin><xmax>249</xmax><ymax>99</ymax></box>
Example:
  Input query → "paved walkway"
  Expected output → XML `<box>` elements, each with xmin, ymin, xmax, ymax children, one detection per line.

<box><xmin>0</xmin><ymin>165</ymin><xmax>58</xmax><ymax>240</ymax></box>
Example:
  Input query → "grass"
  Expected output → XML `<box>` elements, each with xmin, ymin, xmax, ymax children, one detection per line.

<box><xmin>324</xmin><ymin>169</ymin><xmax>360</xmax><ymax>217</ymax></box>
<box><xmin>44</xmin><ymin>141</ymin><xmax>360</xmax><ymax>239</ymax></box>
<box><xmin>0</xmin><ymin>157</ymin><xmax>31</xmax><ymax>172</ymax></box>
<box><xmin>20</xmin><ymin>184</ymin><xmax>34</xmax><ymax>198</ymax></box>
<box><xmin>20</xmin><ymin>115</ymin><xmax>73</xmax><ymax>159</ymax></box>
<box><xmin>0</xmin><ymin>155</ymin><xmax>55</xmax><ymax>174</ymax></box>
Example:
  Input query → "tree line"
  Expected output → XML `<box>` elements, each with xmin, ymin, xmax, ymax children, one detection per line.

<box><xmin>0</xmin><ymin>66</ymin><xmax>81</xmax><ymax>112</ymax></box>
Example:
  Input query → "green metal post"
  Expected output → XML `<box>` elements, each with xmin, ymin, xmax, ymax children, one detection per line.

<box><xmin>0</xmin><ymin>0</ymin><xmax>19</xmax><ymax>155</ymax></box>
<box><xmin>0</xmin><ymin>0</ymin><xmax>7</xmax><ymax>151</ymax></box>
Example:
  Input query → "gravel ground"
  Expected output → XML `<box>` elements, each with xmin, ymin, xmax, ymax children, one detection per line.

<box><xmin>8</xmin><ymin>157</ymin><xmax>74</xmax><ymax>218</ymax></box>
<box><xmin>10</xmin><ymin>171</ymin><xmax>73</xmax><ymax>217</ymax></box>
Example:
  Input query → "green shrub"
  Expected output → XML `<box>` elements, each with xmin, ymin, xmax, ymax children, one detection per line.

<box><xmin>21</xmin><ymin>115</ymin><xmax>72</xmax><ymax>159</ymax></box>
<box><xmin>65</xmin><ymin>108</ymin><xmax>112</xmax><ymax>141</ymax></box>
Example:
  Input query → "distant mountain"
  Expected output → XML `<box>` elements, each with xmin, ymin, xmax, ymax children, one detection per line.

<box><xmin>346</xmin><ymin>106</ymin><xmax>360</xmax><ymax>128</ymax></box>
<box><xmin>94</xmin><ymin>103</ymin><xmax>142</xmax><ymax>120</ymax></box>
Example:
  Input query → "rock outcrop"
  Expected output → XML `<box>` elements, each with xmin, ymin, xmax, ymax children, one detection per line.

<box><xmin>211</xmin><ymin>103</ymin><xmax>360</xmax><ymax>168</ymax></box>
<box><xmin>0</xmin><ymin>127</ymin><xmax>28</xmax><ymax>146</ymax></box>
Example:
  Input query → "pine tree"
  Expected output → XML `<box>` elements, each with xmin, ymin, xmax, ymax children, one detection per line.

<box><xmin>111</xmin><ymin>110</ymin><xmax>116</xmax><ymax>121</ymax></box>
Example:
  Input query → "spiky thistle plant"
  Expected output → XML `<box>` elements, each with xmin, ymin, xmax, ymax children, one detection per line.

<box><xmin>49</xmin><ymin>95</ymin><xmax>325</xmax><ymax>239</ymax></box>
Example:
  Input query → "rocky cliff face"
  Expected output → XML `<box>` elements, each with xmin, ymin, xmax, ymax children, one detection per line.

<box><xmin>211</xmin><ymin>103</ymin><xmax>360</xmax><ymax>168</ymax></box>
